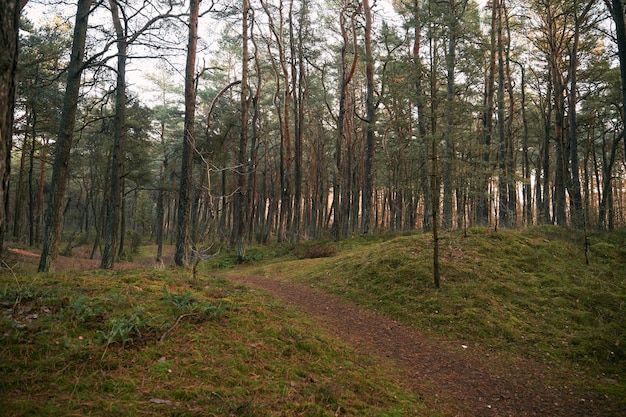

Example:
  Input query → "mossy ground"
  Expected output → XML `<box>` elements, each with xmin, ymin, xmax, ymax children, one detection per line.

<box><xmin>0</xmin><ymin>267</ymin><xmax>421</xmax><ymax>416</ymax></box>
<box><xmin>216</xmin><ymin>226</ymin><xmax>626</xmax><ymax>405</ymax></box>
<box><xmin>1</xmin><ymin>225</ymin><xmax>624</xmax><ymax>415</ymax></box>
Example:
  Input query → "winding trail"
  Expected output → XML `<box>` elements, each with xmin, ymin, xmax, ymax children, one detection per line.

<box><xmin>5</xmin><ymin>247</ymin><xmax>619</xmax><ymax>416</ymax></box>
<box><xmin>227</xmin><ymin>274</ymin><xmax>618</xmax><ymax>417</ymax></box>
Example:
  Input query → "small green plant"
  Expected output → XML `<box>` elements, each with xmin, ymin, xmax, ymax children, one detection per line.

<box><xmin>162</xmin><ymin>288</ymin><xmax>199</xmax><ymax>310</ymax></box>
<box><xmin>68</xmin><ymin>295</ymin><xmax>103</xmax><ymax>323</ymax></box>
<box><xmin>98</xmin><ymin>307</ymin><xmax>148</xmax><ymax>358</ymax></box>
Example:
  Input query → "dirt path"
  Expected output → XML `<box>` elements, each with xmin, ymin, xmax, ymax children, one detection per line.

<box><xmin>4</xmin><ymin>247</ymin><xmax>619</xmax><ymax>416</ymax></box>
<box><xmin>227</xmin><ymin>274</ymin><xmax>618</xmax><ymax>417</ymax></box>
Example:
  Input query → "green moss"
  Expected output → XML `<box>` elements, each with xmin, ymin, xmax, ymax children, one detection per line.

<box><xmin>226</xmin><ymin>227</ymin><xmax>626</xmax><ymax>404</ymax></box>
<box><xmin>0</xmin><ymin>266</ymin><xmax>421</xmax><ymax>416</ymax></box>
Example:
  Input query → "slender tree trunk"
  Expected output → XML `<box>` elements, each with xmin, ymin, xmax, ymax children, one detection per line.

<box><xmin>361</xmin><ymin>0</ymin><xmax>375</xmax><ymax>234</ymax></box>
<box><xmin>516</xmin><ymin>61</ymin><xmax>531</xmax><ymax>226</ymax></box>
<box><xmin>101</xmin><ymin>0</ymin><xmax>127</xmax><ymax>269</ymax></box>
<box><xmin>174</xmin><ymin>0</ymin><xmax>199</xmax><ymax>266</ymax></box>
<box><xmin>503</xmin><ymin>7</ymin><xmax>517</xmax><ymax>227</ymax></box>
<box><xmin>432</xmin><ymin>134</ymin><xmax>440</xmax><ymax>289</ymax></box>
<box><xmin>479</xmin><ymin>0</ymin><xmax>498</xmax><ymax>226</ymax></box>
<box><xmin>155</xmin><ymin>122</ymin><xmax>167</xmax><ymax>263</ymax></box>
<box><xmin>333</xmin><ymin>2</ymin><xmax>359</xmax><ymax>240</ymax></box>
<box><xmin>598</xmin><ymin>131</ymin><xmax>622</xmax><ymax>229</ymax></box>
<box><xmin>233</xmin><ymin>0</ymin><xmax>250</xmax><ymax>262</ymax></box>
<box><xmin>13</xmin><ymin>131</ymin><xmax>28</xmax><ymax>242</ymax></box>
<box><xmin>411</xmin><ymin>0</ymin><xmax>430</xmax><ymax>231</ymax></box>
<box><xmin>496</xmin><ymin>0</ymin><xmax>507</xmax><ymax>229</ymax></box>
<box><xmin>442</xmin><ymin>0</ymin><xmax>458</xmax><ymax>230</ymax></box>
<box><xmin>39</xmin><ymin>0</ymin><xmax>92</xmax><ymax>272</ymax></box>
<box><xmin>28</xmin><ymin>119</ymin><xmax>37</xmax><ymax>246</ymax></box>
<box><xmin>569</xmin><ymin>0</ymin><xmax>594</xmax><ymax>228</ymax></box>
<box><xmin>290</xmin><ymin>0</ymin><xmax>305</xmax><ymax>240</ymax></box>
<box><xmin>541</xmin><ymin>81</ymin><xmax>552</xmax><ymax>223</ymax></box>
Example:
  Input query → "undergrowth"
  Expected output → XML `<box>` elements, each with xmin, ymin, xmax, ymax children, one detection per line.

<box><xmin>0</xmin><ymin>267</ymin><xmax>421</xmax><ymax>416</ymax></box>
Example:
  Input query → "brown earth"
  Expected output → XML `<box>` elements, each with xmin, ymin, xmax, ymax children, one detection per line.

<box><xmin>4</xmin><ymin>246</ymin><xmax>623</xmax><ymax>416</ymax></box>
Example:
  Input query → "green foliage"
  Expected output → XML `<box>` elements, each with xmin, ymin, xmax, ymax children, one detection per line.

<box><xmin>98</xmin><ymin>307</ymin><xmax>148</xmax><ymax>347</ymax></box>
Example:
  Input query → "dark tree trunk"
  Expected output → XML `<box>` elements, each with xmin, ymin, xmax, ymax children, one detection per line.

<box><xmin>233</xmin><ymin>0</ymin><xmax>250</xmax><ymax>262</ymax></box>
<box><xmin>155</xmin><ymin>122</ymin><xmax>167</xmax><ymax>263</ymax></box>
<box><xmin>569</xmin><ymin>0</ymin><xmax>594</xmax><ymax>228</ymax></box>
<box><xmin>605</xmin><ymin>0</ymin><xmax>626</xmax><ymax>156</ymax></box>
<box><xmin>496</xmin><ymin>0</ymin><xmax>507</xmax><ymax>229</ymax></box>
<box><xmin>174</xmin><ymin>0</ymin><xmax>199</xmax><ymax>266</ymax></box>
<box><xmin>0</xmin><ymin>0</ymin><xmax>26</xmax><ymax>257</ymax></box>
<box><xmin>39</xmin><ymin>0</ymin><xmax>92</xmax><ymax>272</ymax></box>
<box><xmin>478</xmin><ymin>0</ymin><xmax>498</xmax><ymax>226</ymax></box>
<box><xmin>361</xmin><ymin>0</ymin><xmax>375</xmax><ymax>235</ymax></box>
<box><xmin>101</xmin><ymin>0</ymin><xmax>127</xmax><ymax>269</ymax></box>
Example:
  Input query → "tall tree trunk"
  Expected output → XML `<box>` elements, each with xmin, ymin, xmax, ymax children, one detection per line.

<box><xmin>13</xmin><ymin>131</ymin><xmax>28</xmax><ymax>242</ymax></box>
<box><xmin>39</xmin><ymin>0</ymin><xmax>92</xmax><ymax>272</ymax></box>
<box><xmin>233</xmin><ymin>0</ymin><xmax>250</xmax><ymax>262</ymax></box>
<box><xmin>569</xmin><ymin>0</ymin><xmax>594</xmax><ymax>228</ymax></box>
<box><xmin>174</xmin><ymin>0</ymin><xmax>199</xmax><ymax>266</ymax></box>
<box><xmin>478</xmin><ymin>0</ymin><xmax>498</xmax><ymax>226</ymax></box>
<box><xmin>332</xmin><ymin>2</ymin><xmax>359</xmax><ymax>240</ymax></box>
<box><xmin>28</xmin><ymin>119</ymin><xmax>38</xmax><ymax>246</ymax></box>
<box><xmin>411</xmin><ymin>0</ymin><xmax>430</xmax><ymax>231</ymax></box>
<box><xmin>496</xmin><ymin>0</ymin><xmax>507</xmax><ymax>229</ymax></box>
<box><xmin>101</xmin><ymin>0</ymin><xmax>127</xmax><ymax>269</ymax></box>
<box><xmin>503</xmin><ymin>6</ymin><xmax>517</xmax><ymax>227</ymax></box>
<box><xmin>0</xmin><ymin>0</ymin><xmax>25</xmax><ymax>257</ymax></box>
<box><xmin>361</xmin><ymin>0</ymin><xmax>375</xmax><ymax>234</ymax></box>
<box><xmin>432</xmin><ymin>132</ymin><xmax>440</xmax><ymax>289</ymax></box>
<box><xmin>541</xmin><ymin>80</ymin><xmax>553</xmax><ymax>223</ymax></box>
<box><xmin>442</xmin><ymin>0</ymin><xmax>458</xmax><ymax>229</ymax></box>
<box><xmin>545</xmin><ymin>4</ymin><xmax>568</xmax><ymax>226</ymax></box>
<box><xmin>605</xmin><ymin>0</ymin><xmax>626</xmax><ymax>157</ymax></box>
<box><xmin>155</xmin><ymin>122</ymin><xmax>167</xmax><ymax>263</ymax></box>
<box><xmin>515</xmin><ymin>60</ymin><xmax>531</xmax><ymax>226</ymax></box>
<box><xmin>290</xmin><ymin>0</ymin><xmax>305</xmax><ymax>240</ymax></box>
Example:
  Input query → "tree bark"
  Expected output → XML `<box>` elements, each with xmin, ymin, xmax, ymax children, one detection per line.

<box><xmin>39</xmin><ymin>0</ymin><xmax>92</xmax><ymax>272</ymax></box>
<box><xmin>174</xmin><ymin>0</ymin><xmax>200</xmax><ymax>266</ymax></box>
<box><xmin>332</xmin><ymin>2</ymin><xmax>360</xmax><ymax>240</ymax></box>
<box><xmin>233</xmin><ymin>0</ymin><xmax>250</xmax><ymax>262</ymax></box>
<box><xmin>361</xmin><ymin>0</ymin><xmax>375</xmax><ymax>235</ymax></box>
<box><xmin>605</xmin><ymin>0</ymin><xmax>626</xmax><ymax>157</ymax></box>
<box><xmin>568</xmin><ymin>0</ymin><xmax>594</xmax><ymax>229</ymax></box>
<box><xmin>101</xmin><ymin>0</ymin><xmax>128</xmax><ymax>269</ymax></box>
<box><xmin>478</xmin><ymin>0</ymin><xmax>498</xmax><ymax>226</ymax></box>
<box><xmin>0</xmin><ymin>0</ymin><xmax>27</xmax><ymax>257</ymax></box>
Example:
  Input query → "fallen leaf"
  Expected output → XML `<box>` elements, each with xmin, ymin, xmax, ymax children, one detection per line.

<box><xmin>149</xmin><ymin>398</ymin><xmax>172</xmax><ymax>405</ymax></box>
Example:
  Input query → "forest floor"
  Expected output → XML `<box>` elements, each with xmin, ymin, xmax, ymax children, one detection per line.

<box><xmin>5</xmin><ymin>244</ymin><xmax>623</xmax><ymax>416</ymax></box>
<box><xmin>224</xmin><ymin>274</ymin><xmax>619</xmax><ymax>417</ymax></box>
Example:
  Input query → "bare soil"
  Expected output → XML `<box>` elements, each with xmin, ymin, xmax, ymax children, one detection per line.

<box><xmin>4</xmin><ymin>246</ymin><xmax>623</xmax><ymax>416</ymax></box>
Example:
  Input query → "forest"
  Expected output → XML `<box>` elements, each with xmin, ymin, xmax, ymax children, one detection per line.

<box><xmin>1</xmin><ymin>0</ymin><xmax>626</xmax><ymax>269</ymax></box>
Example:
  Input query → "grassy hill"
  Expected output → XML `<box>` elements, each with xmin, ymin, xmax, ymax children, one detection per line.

<box><xmin>215</xmin><ymin>225</ymin><xmax>626</xmax><ymax>403</ymax></box>
<box><xmin>1</xmin><ymin>225</ymin><xmax>624</xmax><ymax>415</ymax></box>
